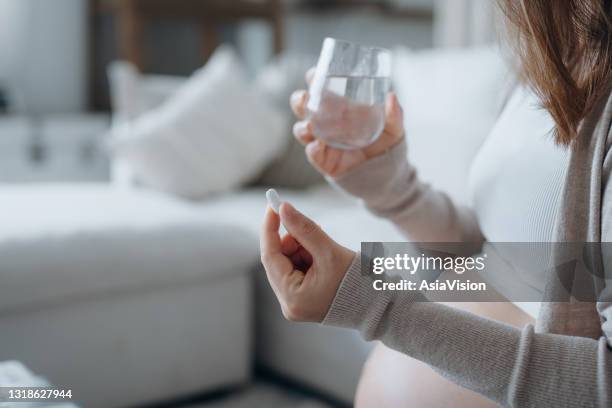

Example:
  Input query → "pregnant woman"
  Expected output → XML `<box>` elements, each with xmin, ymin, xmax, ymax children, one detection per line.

<box><xmin>260</xmin><ymin>1</ymin><xmax>611</xmax><ymax>406</ymax></box>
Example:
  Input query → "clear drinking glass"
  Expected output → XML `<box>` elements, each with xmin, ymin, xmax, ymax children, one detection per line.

<box><xmin>307</xmin><ymin>38</ymin><xmax>392</xmax><ymax>150</ymax></box>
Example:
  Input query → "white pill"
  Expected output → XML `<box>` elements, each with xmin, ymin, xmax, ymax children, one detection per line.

<box><xmin>266</xmin><ymin>189</ymin><xmax>282</xmax><ymax>214</ymax></box>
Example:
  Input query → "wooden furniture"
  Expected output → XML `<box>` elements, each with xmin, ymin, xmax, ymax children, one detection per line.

<box><xmin>294</xmin><ymin>0</ymin><xmax>433</xmax><ymax>21</ymax></box>
<box><xmin>110</xmin><ymin>0</ymin><xmax>284</xmax><ymax>71</ymax></box>
<box><xmin>87</xmin><ymin>0</ymin><xmax>433</xmax><ymax>110</ymax></box>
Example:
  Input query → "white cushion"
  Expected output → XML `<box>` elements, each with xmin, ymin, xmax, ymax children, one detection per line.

<box><xmin>107</xmin><ymin>61</ymin><xmax>186</xmax><ymax>122</ymax></box>
<box><xmin>108</xmin><ymin>52</ymin><xmax>324</xmax><ymax>190</ymax></box>
<box><xmin>109</xmin><ymin>46</ymin><xmax>287</xmax><ymax>199</ymax></box>
<box><xmin>392</xmin><ymin>46</ymin><xmax>509</xmax><ymax>204</ymax></box>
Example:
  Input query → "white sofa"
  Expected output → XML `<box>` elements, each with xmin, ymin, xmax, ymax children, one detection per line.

<box><xmin>0</xmin><ymin>185</ymin><xmax>256</xmax><ymax>407</ymax></box>
<box><xmin>0</xmin><ymin>47</ymin><xmax>508</xmax><ymax>407</ymax></box>
<box><xmin>0</xmin><ymin>182</ymin><xmax>393</xmax><ymax>406</ymax></box>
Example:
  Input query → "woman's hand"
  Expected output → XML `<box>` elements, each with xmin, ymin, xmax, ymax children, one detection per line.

<box><xmin>260</xmin><ymin>202</ymin><xmax>355</xmax><ymax>322</ymax></box>
<box><xmin>291</xmin><ymin>69</ymin><xmax>405</xmax><ymax>178</ymax></box>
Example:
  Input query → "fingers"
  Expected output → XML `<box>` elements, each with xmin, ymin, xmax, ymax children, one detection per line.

<box><xmin>289</xmin><ymin>67</ymin><xmax>315</xmax><ymax>118</ymax></box>
<box><xmin>261</xmin><ymin>207</ymin><xmax>281</xmax><ymax>251</ymax></box>
<box><xmin>305</xmin><ymin>67</ymin><xmax>315</xmax><ymax>85</ymax></box>
<box><xmin>290</xmin><ymin>68</ymin><xmax>316</xmax><ymax>145</ymax></box>
<box><xmin>279</xmin><ymin>202</ymin><xmax>331</xmax><ymax>255</ymax></box>
<box><xmin>293</xmin><ymin>120</ymin><xmax>315</xmax><ymax>145</ymax></box>
<box><xmin>290</xmin><ymin>90</ymin><xmax>309</xmax><ymax>119</ymax></box>
<box><xmin>261</xmin><ymin>207</ymin><xmax>281</xmax><ymax>254</ymax></box>
<box><xmin>305</xmin><ymin>140</ymin><xmax>343</xmax><ymax>177</ymax></box>
<box><xmin>281</xmin><ymin>234</ymin><xmax>300</xmax><ymax>256</ymax></box>
<box><xmin>297</xmin><ymin>246</ymin><xmax>313</xmax><ymax>267</ymax></box>
<box><xmin>304</xmin><ymin>139</ymin><xmax>327</xmax><ymax>174</ymax></box>
<box><xmin>289</xmin><ymin>247</ymin><xmax>312</xmax><ymax>272</ymax></box>
<box><xmin>260</xmin><ymin>207</ymin><xmax>290</xmax><ymax>280</ymax></box>
<box><xmin>383</xmin><ymin>92</ymin><xmax>405</xmax><ymax>140</ymax></box>
<box><xmin>282</xmin><ymin>234</ymin><xmax>313</xmax><ymax>272</ymax></box>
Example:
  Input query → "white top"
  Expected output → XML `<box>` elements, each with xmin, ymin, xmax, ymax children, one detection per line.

<box><xmin>469</xmin><ymin>86</ymin><xmax>570</xmax><ymax>316</ymax></box>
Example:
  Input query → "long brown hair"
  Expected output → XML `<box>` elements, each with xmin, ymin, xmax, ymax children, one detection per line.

<box><xmin>497</xmin><ymin>0</ymin><xmax>612</xmax><ymax>145</ymax></box>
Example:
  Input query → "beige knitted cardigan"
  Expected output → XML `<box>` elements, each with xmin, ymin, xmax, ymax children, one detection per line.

<box><xmin>323</xmin><ymin>89</ymin><xmax>612</xmax><ymax>407</ymax></box>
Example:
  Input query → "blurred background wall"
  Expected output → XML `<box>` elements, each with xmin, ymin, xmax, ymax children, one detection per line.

<box><xmin>0</xmin><ymin>0</ymin><xmax>88</xmax><ymax>114</ymax></box>
<box><xmin>88</xmin><ymin>0</ymin><xmax>439</xmax><ymax>110</ymax></box>
<box><xmin>0</xmin><ymin>0</ymin><xmax>494</xmax><ymax>115</ymax></box>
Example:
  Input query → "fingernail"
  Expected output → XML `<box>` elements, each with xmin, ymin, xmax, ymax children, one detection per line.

<box><xmin>293</xmin><ymin>121</ymin><xmax>310</xmax><ymax>137</ymax></box>
<box><xmin>291</xmin><ymin>90</ymin><xmax>306</xmax><ymax>105</ymax></box>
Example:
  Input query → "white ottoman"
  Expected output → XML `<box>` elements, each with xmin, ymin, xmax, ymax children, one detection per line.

<box><xmin>0</xmin><ymin>184</ymin><xmax>257</xmax><ymax>408</ymax></box>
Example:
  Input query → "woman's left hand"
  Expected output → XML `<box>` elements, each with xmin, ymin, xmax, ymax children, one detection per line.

<box><xmin>260</xmin><ymin>202</ymin><xmax>355</xmax><ymax>322</ymax></box>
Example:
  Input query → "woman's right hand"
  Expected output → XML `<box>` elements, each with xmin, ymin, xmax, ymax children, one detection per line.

<box><xmin>290</xmin><ymin>69</ymin><xmax>405</xmax><ymax>178</ymax></box>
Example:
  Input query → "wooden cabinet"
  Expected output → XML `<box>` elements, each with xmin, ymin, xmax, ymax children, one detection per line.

<box><xmin>98</xmin><ymin>0</ymin><xmax>283</xmax><ymax>71</ymax></box>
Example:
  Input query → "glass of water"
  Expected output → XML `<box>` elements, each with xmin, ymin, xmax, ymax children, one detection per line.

<box><xmin>307</xmin><ymin>38</ymin><xmax>392</xmax><ymax>149</ymax></box>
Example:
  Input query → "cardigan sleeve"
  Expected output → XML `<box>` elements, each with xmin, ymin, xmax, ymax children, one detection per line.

<box><xmin>323</xmin><ymin>253</ymin><xmax>612</xmax><ymax>407</ymax></box>
<box><xmin>321</xmin><ymin>96</ymin><xmax>612</xmax><ymax>407</ymax></box>
<box><xmin>329</xmin><ymin>139</ymin><xmax>483</xmax><ymax>245</ymax></box>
